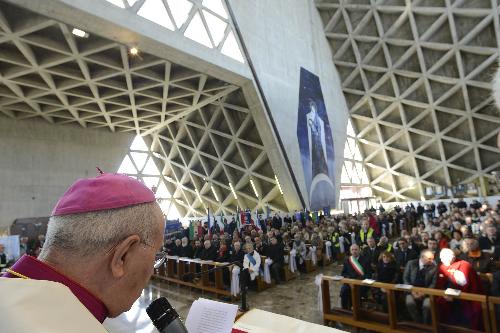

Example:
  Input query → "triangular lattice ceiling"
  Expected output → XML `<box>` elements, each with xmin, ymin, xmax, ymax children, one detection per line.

<box><xmin>103</xmin><ymin>0</ymin><xmax>245</xmax><ymax>62</ymax></box>
<box><xmin>0</xmin><ymin>1</ymin><xmax>286</xmax><ymax>217</ymax></box>
<box><xmin>317</xmin><ymin>0</ymin><xmax>500</xmax><ymax>202</ymax></box>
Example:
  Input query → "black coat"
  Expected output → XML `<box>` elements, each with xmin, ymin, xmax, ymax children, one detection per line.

<box><xmin>171</xmin><ymin>245</ymin><xmax>182</xmax><ymax>256</ymax></box>
<box><xmin>394</xmin><ymin>248</ymin><xmax>418</xmax><ymax>269</ymax></box>
<box><xmin>272</xmin><ymin>216</ymin><xmax>282</xmax><ymax>229</ymax></box>
<box><xmin>193</xmin><ymin>246</ymin><xmax>203</xmax><ymax>259</ymax></box>
<box><xmin>255</xmin><ymin>243</ymin><xmax>267</xmax><ymax>256</ymax></box>
<box><xmin>216</xmin><ymin>250</ymin><xmax>230</xmax><ymax>263</ymax></box>
<box><xmin>376</xmin><ymin>260</ymin><xmax>398</xmax><ymax>283</ymax></box>
<box><xmin>227</xmin><ymin>221</ymin><xmax>236</xmax><ymax>235</ymax></box>
<box><xmin>266</xmin><ymin>243</ymin><xmax>285</xmax><ymax>265</ymax></box>
<box><xmin>362</xmin><ymin>246</ymin><xmax>381</xmax><ymax>266</ymax></box>
<box><xmin>341</xmin><ymin>255</ymin><xmax>372</xmax><ymax>279</ymax></box>
<box><xmin>179</xmin><ymin>245</ymin><xmax>194</xmax><ymax>258</ymax></box>
<box><xmin>459</xmin><ymin>253</ymin><xmax>494</xmax><ymax>274</ymax></box>
<box><xmin>200</xmin><ymin>246</ymin><xmax>218</xmax><ymax>261</ymax></box>
<box><xmin>478</xmin><ymin>236</ymin><xmax>500</xmax><ymax>251</ymax></box>
<box><xmin>0</xmin><ymin>253</ymin><xmax>7</xmax><ymax>268</ymax></box>
<box><xmin>230</xmin><ymin>249</ymin><xmax>245</xmax><ymax>267</ymax></box>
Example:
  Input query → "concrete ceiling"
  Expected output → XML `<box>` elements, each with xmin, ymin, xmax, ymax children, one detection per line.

<box><xmin>317</xmin><ymin>0</ymin><xmax>500</xmax><ymax>202</ymax></box>
<box><xmin>0</xmin><ymin>1</ymin><xmax>288</xmax><ymax>216</ymax></box>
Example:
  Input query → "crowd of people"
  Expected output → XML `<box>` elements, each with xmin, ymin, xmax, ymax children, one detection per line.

<box><xmin>4</xmin><ymin>195</ymin><xmax>500</xmax><ymax>329</ymax></box>
<box><xmin>161</xmin><ymin>198</ymin><xmax>499</xmax><ymax>329</ymax></box>
<box><xmin>335</xmin><ymin>199</ymin><xmax>500</xmax><ymax>330</ymax></box>
<box><xmin>0</xmin><ymin>234</ymin><xmax>46</xmax><ymax>271</ymax></box>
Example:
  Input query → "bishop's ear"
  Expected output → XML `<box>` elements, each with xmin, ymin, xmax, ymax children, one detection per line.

<box><xmin>110</xmin><ymin>235</ymin><xmax>141</xmax><ymax>278</ymax></box>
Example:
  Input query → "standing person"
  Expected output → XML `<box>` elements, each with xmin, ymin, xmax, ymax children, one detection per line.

<box><xmin>0</xmin><ymin>173</ymin><xmax>165</xmax><ymax>332</ymax></box>
<box><xmin>292</xmin><ymin>234</ymin><xmax>307</xmax><ymax>273</ymax></box>
<box><xmin>19</xmin><ymin>237</ymin><xmax>30</xmax><ymax>258</ymax></box>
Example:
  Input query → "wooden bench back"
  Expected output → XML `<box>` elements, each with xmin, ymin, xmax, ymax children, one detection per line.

<box><xmin>321</xmin><ymin>275</ymin><xmax>491</xmax><ymax>333</ymax></box>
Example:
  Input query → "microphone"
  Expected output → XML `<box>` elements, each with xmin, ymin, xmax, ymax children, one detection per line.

<box><xmin>146</xmin><ymin>297</ymin><xmax>188</xmax><ymax>333</ymax></box>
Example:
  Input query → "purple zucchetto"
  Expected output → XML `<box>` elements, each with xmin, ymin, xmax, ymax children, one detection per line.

<box><xmin>51</xmin><ymin>173</ymin><xmax>156</xmax><ymax>216</ymax></box>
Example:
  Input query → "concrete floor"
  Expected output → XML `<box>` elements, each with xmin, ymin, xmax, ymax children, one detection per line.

<box><xmin>104</xmin><ymin>263</ymin><xmax>343</xmax><ymax>333</ymax></box>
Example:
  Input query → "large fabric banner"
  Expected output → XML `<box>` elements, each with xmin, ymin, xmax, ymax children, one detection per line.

<box><xmin>296</xmin><ymin>68</ymin><xmax>336</xmax><ymax>211</ymax></box>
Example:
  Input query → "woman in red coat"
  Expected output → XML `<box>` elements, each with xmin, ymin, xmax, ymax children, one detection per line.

<box><xmin>436</xmin><ymin>248</ymin><xmax>484</xmax><ymax>330</ymax></box>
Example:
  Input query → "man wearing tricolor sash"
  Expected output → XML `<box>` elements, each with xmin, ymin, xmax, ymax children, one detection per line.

<box><xmin>340</xmin><ymin>244</ymin><xmax>372</xmax><ymax>309</ymax></box>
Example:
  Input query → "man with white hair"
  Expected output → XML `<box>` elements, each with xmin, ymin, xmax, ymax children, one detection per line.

<box><xmin>340</xmin><ymin>244</ymin><xmax>371</xmax><ymax>309</ymax></box>
<box><xmin>292</xmin><ymin>233</ymin><xmax>307</xmax><ymax>273</ymax></box>
<box><xmin>0</xmin><ymin>173</ymin><xmax>165</xmax><ymax>332</ymax></box>
<box><xmin>240</xmin><ymin>243</ymin><xmax>261</xmax><ymax>311</ymax></box>
<box><xmin>179</xmin><ymin>237</ymin><xmax>194</xmax><ymax>258</ymax></box>
<box><xmin>436</xmin><ymin>248</ymin><xmax>484</xmax><ymax>330</ymax></box>
<box><xmin>478</xmin><ymin>225</ymin><xmax>500</xmax><ymax>259</ymax></box>
<box><xmin>200</xmin><ymin>239</ymin><xmax>217</xmax><ymax>261</ymax></box>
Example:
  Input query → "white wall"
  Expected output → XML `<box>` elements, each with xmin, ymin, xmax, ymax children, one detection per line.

<box><xmin>229</xmin><ymin>0</ymin><xmax>349</xmax><ymax>209</ymax></box>
<box><xmin>0</xmin><ymin>117</ymin><xmax>133</xmax><ymax>231</ymax></box>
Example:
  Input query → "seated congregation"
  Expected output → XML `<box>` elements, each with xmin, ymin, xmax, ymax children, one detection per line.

<box><xmin>333</xmin><ymin>199</ymin><xmax>500</xmax><ymax>331</ymax></box>
<box><xmin>155</xmin><ymin>198</ymin><xmax>500</xmax><ymax>331</ymax></box>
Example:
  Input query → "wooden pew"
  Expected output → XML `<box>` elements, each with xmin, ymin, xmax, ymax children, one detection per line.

<box><xmin>153</xmin><ymin>256</ymin><xmax>233</xmax><ymax>298</ymax></box>
<box><xmin>321</xmin><ymin>245</ymin><xmax>333</xmax><ymax>266</ymax></box>
<box><xmin>282</xmin><ymin>265</ymin><xmax>297</xmax><ymax>281</ymax></box>
<box><xmin>256</xmin><ymin>255</ymin><xmax>274</xmax><ymax>291</ymax></box>
<box><xmin>282</xmin><ymin>249</ymin><xmax>298</xmax><ymax>281</ymax></box>
<box><xmin>488</xmin><ymin>296</ymin><xmax>500</xmax><ymax>333</ymax></box>
<box><xmin>321</xmin><ymin>275</ymin><xmax>492</xmax><ymax>333</ymax></box>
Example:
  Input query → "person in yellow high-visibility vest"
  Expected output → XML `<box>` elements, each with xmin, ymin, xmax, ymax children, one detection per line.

<box><xmin>378</xmin><ymin>236</ymin><xmax>393</xmax><ymax>253</ymax></box>
<box><xmin>357</xmin><ymin>219</ymin><xmax>375</xmax><ymax>246</ymax></box>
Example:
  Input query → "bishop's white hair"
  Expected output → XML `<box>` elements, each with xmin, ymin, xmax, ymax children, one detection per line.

<box><xmin>439</xmin><ymin>248</ymin><xmax>455</xmax><ymax>266</ymax></box>
<box><xmin>39</xmin><ymin>202</ymin><xmax>161</xmax><ymax>259</ymax></box>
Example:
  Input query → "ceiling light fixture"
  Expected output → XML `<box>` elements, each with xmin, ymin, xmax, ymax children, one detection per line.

<box><xmin>275</xmin><ymin>175</ymin><xmax>283</xmax><ymax>195</ymax></box>
<box><xmin>229</xmin><ymin>182</ymin><xmax>238</xmax><ymax>200</ymax></box>
<box><xmin>71</xmin><ymin>28</ymin><xmax>88</xmax><ymax>38</ymax></box>
<box><xmin>130</xmin><ymin>47</ymin><xmax>139</xmax><ymax>55</ymax></box>
<box><xmin>211</xmin><ymin>186</ymin><xmax>219</xmax><ymax>202</ymax></box>
<box><xmin>250</xmin><ymin>179</ymin><xmax>259</xmax><ymax>198</ymax></box>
